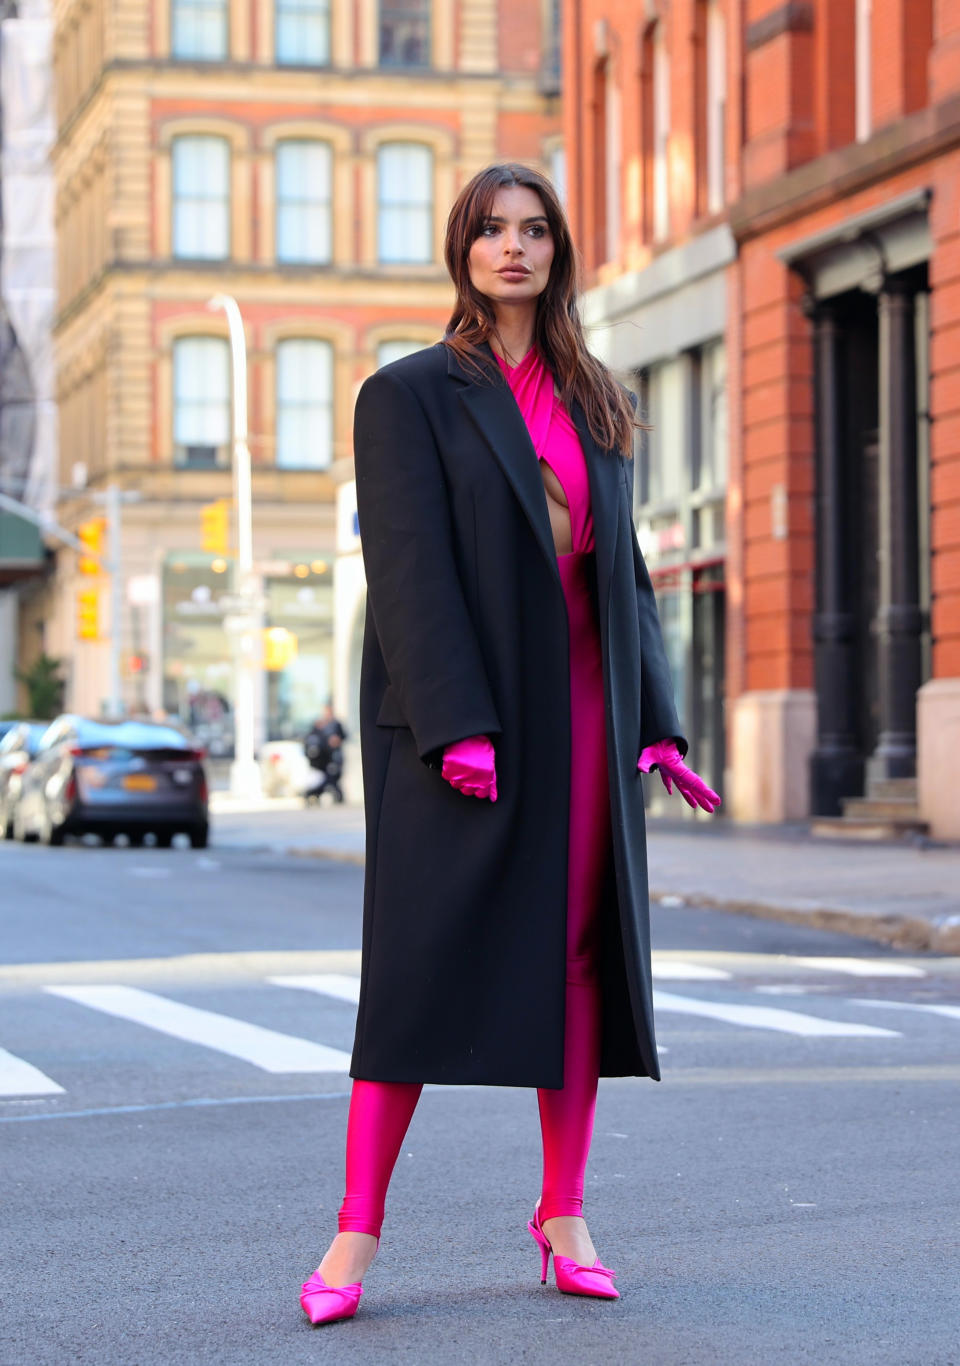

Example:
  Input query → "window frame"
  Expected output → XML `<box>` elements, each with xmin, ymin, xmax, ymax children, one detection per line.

<box><xmin>378</xmin><ymin>0</ymin><xmax>432</xmax><ymax>69</ymax></box>
<box><xmin>376</xmin><ymin>141</ymin><xmax>434</xmax><ymax>265</ymax></box>
<box><xmin>275</xmin><ymin>0</ymin><xmax>332</xmax><ymax>67</ymax></box>
<box><xmin>170</xmin><ymin>0</ymin><xmax>229</xmax><ymax>61</ymax></box>
<box><xmin>171</xmin><ymin>134</ymin><xmax>231</xmax><ymax>261</ymax></box>
<box><xmin>172</xmin><ymin>335</ymin><xmax>232</xmax><ymax>469</ymax></box>
<box><xmin>274</xmin><ymin>337</ymin><xmax>335</xmax><ymax>471</ymax></box>
<box><xmin>275</xmin><ymin>139</ymin><xmax>334</xmax><ymax>265</ymax></box>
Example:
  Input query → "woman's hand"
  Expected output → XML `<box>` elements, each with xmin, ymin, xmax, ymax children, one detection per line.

<box><xmin>442</xmin><ymin>735</ymin><xmax>498</xmax><ymax>802</ymax></box>
<box><xmin>638</xmin><ymin>740</ymin><xmax>721</xmax><ymax>814</ymax></box>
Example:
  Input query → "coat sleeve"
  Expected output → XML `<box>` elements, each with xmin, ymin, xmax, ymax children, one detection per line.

<box><xmin>622</xmin><ymin>392</ymin><xmax>688</xmax><ymax>758</ymax></box>
<box><xmin>354</xmin><ymin>367</ymin><xmax>501</xmax><ymax>765</ymax></box>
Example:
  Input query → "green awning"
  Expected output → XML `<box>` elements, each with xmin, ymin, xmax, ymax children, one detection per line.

<box><xmin>0</xmin><ymin>510</ymin><xmax>45</xmax><ymax>581</ymax></box>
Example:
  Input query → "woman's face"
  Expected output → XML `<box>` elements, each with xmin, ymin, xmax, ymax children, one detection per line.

<box><xmin>467</xmin><ymin>185</ymin><xmax>555</xmax><ymax>309</ymax></box>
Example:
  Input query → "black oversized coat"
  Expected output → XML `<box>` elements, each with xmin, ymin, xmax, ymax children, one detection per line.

<box><xmin>350</xmin><ymin>342</ymin><xmax>684</xmax><ymax>1088</ymax></box>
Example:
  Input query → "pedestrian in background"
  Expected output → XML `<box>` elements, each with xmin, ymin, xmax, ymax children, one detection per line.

<box><xmin>299</xmin><ymin>163</ymin><xmax>720</xmax><ymax>1326</ymax></box>
<box><xmin>303</xmin><ymin>704</ymin><xmax>347</xmax><ymax>805</ymax></box>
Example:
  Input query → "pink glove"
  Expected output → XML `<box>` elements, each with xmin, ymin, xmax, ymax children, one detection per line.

<box><xmin>638</xmin><ymin>739</ymin><xmax>721</xmax><ymax>814</ymax></box>
<box><xmin>441</xmin><ymin>735</ymin><xmax>498</xmax><ymax>802</ymax></box>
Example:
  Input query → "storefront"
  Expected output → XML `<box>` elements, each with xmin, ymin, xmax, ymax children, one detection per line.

<box><xmin>161</xmin><ymin>551</ymin><xmax>334</xmax><ymax>754</ymax></box>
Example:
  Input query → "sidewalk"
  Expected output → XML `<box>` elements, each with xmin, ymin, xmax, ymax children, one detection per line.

<box><xmin>208</xmin><ymin>795</ymin><xmax>960</xmax><ymax>953</ymax></box>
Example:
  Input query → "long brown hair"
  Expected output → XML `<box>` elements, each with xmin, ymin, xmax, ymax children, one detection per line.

<box><xmin>443</xmin><ymin>162</ymin><xmax>636</xmax><ymax>456</ymax></box>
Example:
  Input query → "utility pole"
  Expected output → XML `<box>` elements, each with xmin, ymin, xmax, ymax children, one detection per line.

<box><xmin>207</xmin><ymin>293</ymin><xmax>260</xmax><ymax>798</ymax></box>
<box><xmin>106</xmin><ymin>482</ymin><xmax>122</xmax><ymax>717</ymax></box>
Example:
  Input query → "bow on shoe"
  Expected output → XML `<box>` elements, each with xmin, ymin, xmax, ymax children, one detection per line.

<box><xmin>637</xmin><ymin>740</ymin><xmax>721</xmax><ymax>814</ymax></box>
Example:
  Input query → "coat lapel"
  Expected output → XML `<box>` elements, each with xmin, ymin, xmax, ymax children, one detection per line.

<box><xmin>447</xmin><ymin>343</ymin><xmax>621</xmax><ymax>602</ymax></box>
<box><xmin>449</xmin><ymin>344</ymin><xmax>560</xmax><ymax>581</ymax></box>
<box><xmin>573</xmin><ymin>402</ymin><xmax>620</xmax><ymax>612</ymax></box>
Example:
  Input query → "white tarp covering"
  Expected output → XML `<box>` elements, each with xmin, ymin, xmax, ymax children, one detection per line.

<box><xmin>1</xmin><ymin>0</ymin><xmax>57</xmax><ymax>518</ymax></box>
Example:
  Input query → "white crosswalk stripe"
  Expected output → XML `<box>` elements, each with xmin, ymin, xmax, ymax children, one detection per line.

<box><xmin>651</xmin><ymin>961</ymin><xmax>732</xmax><ymax>981</ymax></box>
<box><xmin>792</xmin><ymin>957</ymin><xmax>926</xmax><ymax>978</ymax></box>
<box><xmin>0</xmin><ymin>1045</ymin><xmax>65</xmax><ymax>1097</ymax></box>
<box><xmin>652</xmin><ymin>989</ymin><xmax>902</xmax><ymax>1037</ymax></box>
<box><xmin>852</xmin><ymin>999</ymin><xmax>960</xmax><ymax>1022</ymax></box>
<box><xmin>268</xmin><ymin>973</ymin><xmax>362</xmax><ymax>1004</ymax></box>
<box><xmin>43</xmin><ymin>984</ymin><xmax>352</xmax><ymax>1074</ymax></box>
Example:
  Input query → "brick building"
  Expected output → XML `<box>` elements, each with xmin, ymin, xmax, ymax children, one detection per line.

<box><xmin>25</xmin><ymin>0</ymin><xmax>560</xmax><ymax>762</ymax></box>
<box><xmin>564</xmin><ymin>0</ymin><xmax>960</xmax><ymax>840</ymax></box>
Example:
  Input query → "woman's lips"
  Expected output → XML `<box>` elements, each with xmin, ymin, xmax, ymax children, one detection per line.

<box><xmin>497</xmin><ymin>268</ymin><xmax>530</xmax><ymax>281</ymax></box>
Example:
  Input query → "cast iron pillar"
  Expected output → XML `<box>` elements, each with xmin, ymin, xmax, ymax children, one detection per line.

<box><xmin>810</xmin><ymin>299</ymin><xmax>862</xmax><ymax>815</ymax></box>
<box><xmin>867</xmin><ymin>275</ymin><xmax>923</xmax><ymax>783</ymax></box>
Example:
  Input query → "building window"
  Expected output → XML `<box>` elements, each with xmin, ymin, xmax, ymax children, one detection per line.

<box><xmin>276</xmin><ymin>0</ymin><xmax>331</xmax><ymax>66</ymax></box>
<box><xmin>171</xmin><ymin>0</ymin><xmax>227</xmax><ymax>60</ymax></box>
<box><xmin>276</xmin><ymin>339</ymin><xmax>334</xmax><ymax>469</ymax></box>
<box><xmin>173</xmin><ymin>337</ymin><xmax>230</xmax><ymax>468</ymax></box>
<box><xmin>855</xmin><ymin>0</ymin><xmax>872</xmax><ymax>141</ymax></box>
<box><xmin>377</xmin><ymin>339</ymin><xmax>427</xmax><ymax>368</ymax></box>
<box><xmin>276</xmin><ymin>141</ymin><xmax>332</xmax><ymax>264</ymax></box>
<box><xmin>548</xmin><ymin>143</ymin><xmax>566</xmax><ymax>207</ymax></box>
<box><xmin>706</xmin><ymin>0</ymin><xmax>726</xmax><ymax>214</ymax></box>
<box><xmin>172</xmin><ymin>135</ymin><xmax>230</xmax><ymax>260</ymax></box>
<box><xmin>379</xmin><ymin>0</ymin><xmax>430</xmax><ymax>68</ymax></box>
<box><xmin>652</xmin><ymin>23</ymin><xmax>670</xmax><ymax>241</ymax></box>
<box><xmin>377</xmin><ymin>143</ymin><xmax>433</xmax><ymax>264</ymax></box>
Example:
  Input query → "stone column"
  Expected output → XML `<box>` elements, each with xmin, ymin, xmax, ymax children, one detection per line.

<box><xmin>868</xmin><ymin>275</ymin><xmax>923</xmax><ymax>782</ymax></box>
<box><xmin>809</xmin><ymin>299</ymin><xmax>862</xmax><ymax>814</ymax></box>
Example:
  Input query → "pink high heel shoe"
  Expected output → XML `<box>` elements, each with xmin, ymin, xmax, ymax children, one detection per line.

<box><xmin>299</xmin><ymin>1270</ymin><xmax>363</xmax><ymax>1325</ymax></box>
<box><xmin>527</xmin><ymin>1205</ymin><xmax>620</xmax><ymax>1299</ymax></box>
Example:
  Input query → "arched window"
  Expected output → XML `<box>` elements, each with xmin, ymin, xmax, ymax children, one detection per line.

<box><xmin>276</xmin><ymin>141</ymin><xmax>333</xmax><ymax>264</ymax></box>
<box><xmin>173</xmin><ymin>337</ymin><xmax>230</xmax><ymax>467</ymax></box>
<box><xmin>172</xmin><ymin>135</ymin><xmax>230</xmax><ymax>259</ymax></box>
<box><xmin>276</xmin><ymin>0</ymin><xmax>331</xmax><ymax>66</ymax></box>
<box><xmin>377</xmin><ymin>338</ymin><xmax>428</xmax><ymax>368</ymax></box>
<box><xmin>376</xmin><ymin>143</ymin><xmax>433</xmax><ymax>264</ymax></box>
<box><xmin>379</xmin><ymin>0</ymin><xmax>430</xmax><ymax>68</ymax></box>
<box><xmin>276</xmin><ymin>339</ymin><xmax>334</xmax><ymax>469</ymax></box>
<box><xmin>171</xmin><ymin>0</ymin><xmax>227</xmax><ymax>60</ymax></box>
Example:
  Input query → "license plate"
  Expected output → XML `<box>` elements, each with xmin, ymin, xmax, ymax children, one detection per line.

<box><xmin>122</xmin><ymin>774</ymin><xmax>157</xmax><ymax>792</ymax></box>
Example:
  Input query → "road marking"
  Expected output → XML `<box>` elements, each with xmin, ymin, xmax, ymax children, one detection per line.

<box><xmin>268</xmin><ymin>973</ymin><xmax>361</xmax><ymax>1004</ymax></box>
<box><xmin>0</xmin><ymin>1046</ymin><xmax>65</xmax><ymax>1097</ymax></box>
<box><xmin>853</xmin><ymin>999</ymin><xmax>960</xmax><ymax>1022</ymax></box>
<box><xmin>793</xmin><ymin>957</ymin><xmax>926</xmax><ymax>978</ymax></box>
<box><xmin>651</xmin><ymin>960</ymin><xmax>732</xmax><ymax>981</ymax></box>
<box><xmin>652</xmin><ymin>989</ymin><xmax>901</xmax><ymax>1037</ymax></box>
<box><xmin>43</xmin><ymin>985</ymin><xmax>352</xmax><ymax>1073</ymax></box>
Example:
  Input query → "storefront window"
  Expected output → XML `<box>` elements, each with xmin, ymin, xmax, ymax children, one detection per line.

<box><xmin>162</xmin><ymin>555</ymin><xmax>235</xmax><ymax>755</ymax></box>
<box><xmin>265</xmin><ymin>560</ymin><xmax>334</xmax><ymax>740</ymax></box>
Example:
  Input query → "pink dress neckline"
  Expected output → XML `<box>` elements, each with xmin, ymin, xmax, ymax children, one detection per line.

<box><xmin>495</xmin><ymin>347</ymin><xmax>595</xmax><ymax>554</ymax></box>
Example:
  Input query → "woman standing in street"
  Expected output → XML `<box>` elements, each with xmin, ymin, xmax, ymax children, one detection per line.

<box><xmin>299</xmin><ymin>163</ymin><xmax>720</xmax><ymax>1325</ymax></box>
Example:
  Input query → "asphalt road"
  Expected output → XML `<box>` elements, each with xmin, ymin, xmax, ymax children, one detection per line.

<box><xmin>1</xmin><ymin>839</ymin><xmax>958</xmax><ymax>1366</ymax></box>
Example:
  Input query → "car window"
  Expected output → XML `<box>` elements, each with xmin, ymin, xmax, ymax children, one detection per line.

<box><xmin>0</xmin><ymin>729</ymin><xmax>18</xmax><ymax>753</ymax></box>
<box><xmin>74</xmin><ymin>720</ymin><xmax>190</xmax><ymax>750</ymax></box>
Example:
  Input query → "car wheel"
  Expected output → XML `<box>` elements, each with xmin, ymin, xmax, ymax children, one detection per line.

<box><xmin>188</xmin><ymin>824</ymin><xmax>209</xmax><ymax>849</ymax></box>
<box><xmin>155</xmin><ymin>831</ymin><xmax>174</xmax><ymax>848</ymax></box>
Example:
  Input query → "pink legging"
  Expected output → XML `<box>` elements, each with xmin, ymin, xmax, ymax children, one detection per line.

<box><xmin>339</xmin><ymin>553</ymin><xmax>608</xmax><ymax>1240</ymax></box>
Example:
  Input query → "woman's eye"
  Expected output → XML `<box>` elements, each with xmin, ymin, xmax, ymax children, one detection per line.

<box><xmin>481</xmin><ymin>223</ymin><xmax>499</xmax><ymax>237</ymax></box>
<box><xmin>527</xmin><ymin>225</ymin><xmax>546</xmax><ymax>238</ymax></box>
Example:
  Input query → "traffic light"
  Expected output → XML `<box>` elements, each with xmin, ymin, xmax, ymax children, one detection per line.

<box><xmin>263</xmin><ymin>627</ymin><xmax>298</xmax><ymax>671</ymax></box>
<box><xmin>77</xmin><ymin>518</ymin><xmax>105</xmax><ymax>575</ymax></box>
<box><xmin>76</xmin><ymin>587</ymin><xmax>100</xmax><ymax>640</ymax></box>
<box><xmin>201</xmin><ymin>499</ymin><xmax>230</xmax><ymax>556</ymax></box>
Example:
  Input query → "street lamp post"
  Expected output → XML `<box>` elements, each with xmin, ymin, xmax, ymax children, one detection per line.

<box><xmin>207</xmin><ymin>293</ymin><xmax>261</xmax><ymax>799</ymax></box>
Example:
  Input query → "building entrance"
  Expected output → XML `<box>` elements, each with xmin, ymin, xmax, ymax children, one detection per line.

<box><xmin>810</xmin><ymin>268</ymin><xmax>929</xmax><ymax>815</ymax></box>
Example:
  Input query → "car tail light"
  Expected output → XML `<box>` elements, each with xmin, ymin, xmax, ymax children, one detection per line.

<box><xmin>12</xmin><ymin>761</ymin><xmax>28</xmax><ymax>775</ymax></box>
<box><xmin>64</xmin><ymin>771</ymin><xmax>77</xmax><ymax>802</ymax></box>
<box><xmin>198</xmin><ymin>770</ymin><xmax>208</xmax><ymax>804</ymax></box>
<box><xmin>184</xmin><ymin>749</ymin><xmax>206</xmax><ymax>762</ymax></box>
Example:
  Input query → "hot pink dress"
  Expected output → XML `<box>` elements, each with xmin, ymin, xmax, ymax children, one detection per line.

<box><xmin>497</xmin><ymin>347</ymin><xmax>610</xmax><ymax>1221</ymax></box>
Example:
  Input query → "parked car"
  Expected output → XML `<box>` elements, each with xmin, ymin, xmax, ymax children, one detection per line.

<box><xmin>0</xmin><ymin>721</ymin><xmax>48</xmax><ymax>839</ymax></box>
<box><xmin>0</xmin><ymin>720</ymin><xmax>20</xmax><ymax>745</ymax></box>
<box><xmin>13</xmin><ymin>715</ymin><xmax>209</xmax><ymax>848</ymax></box>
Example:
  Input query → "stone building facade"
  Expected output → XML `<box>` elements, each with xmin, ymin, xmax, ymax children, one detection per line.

<box><xmin>27</xmin><ymin>0</ymin><xmax>560</xmax><ymax>765</ymax></box>
<box><xmin>564</xmin><ymin>0</ymin><xmax>960</xmax><ymax>839</ymax></box>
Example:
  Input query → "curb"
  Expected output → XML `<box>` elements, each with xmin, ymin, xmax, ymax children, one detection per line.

<box><xmin>649</xmin><ymin>890</ymin><xmax>960</xmax><ymax>955</ymax></box>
